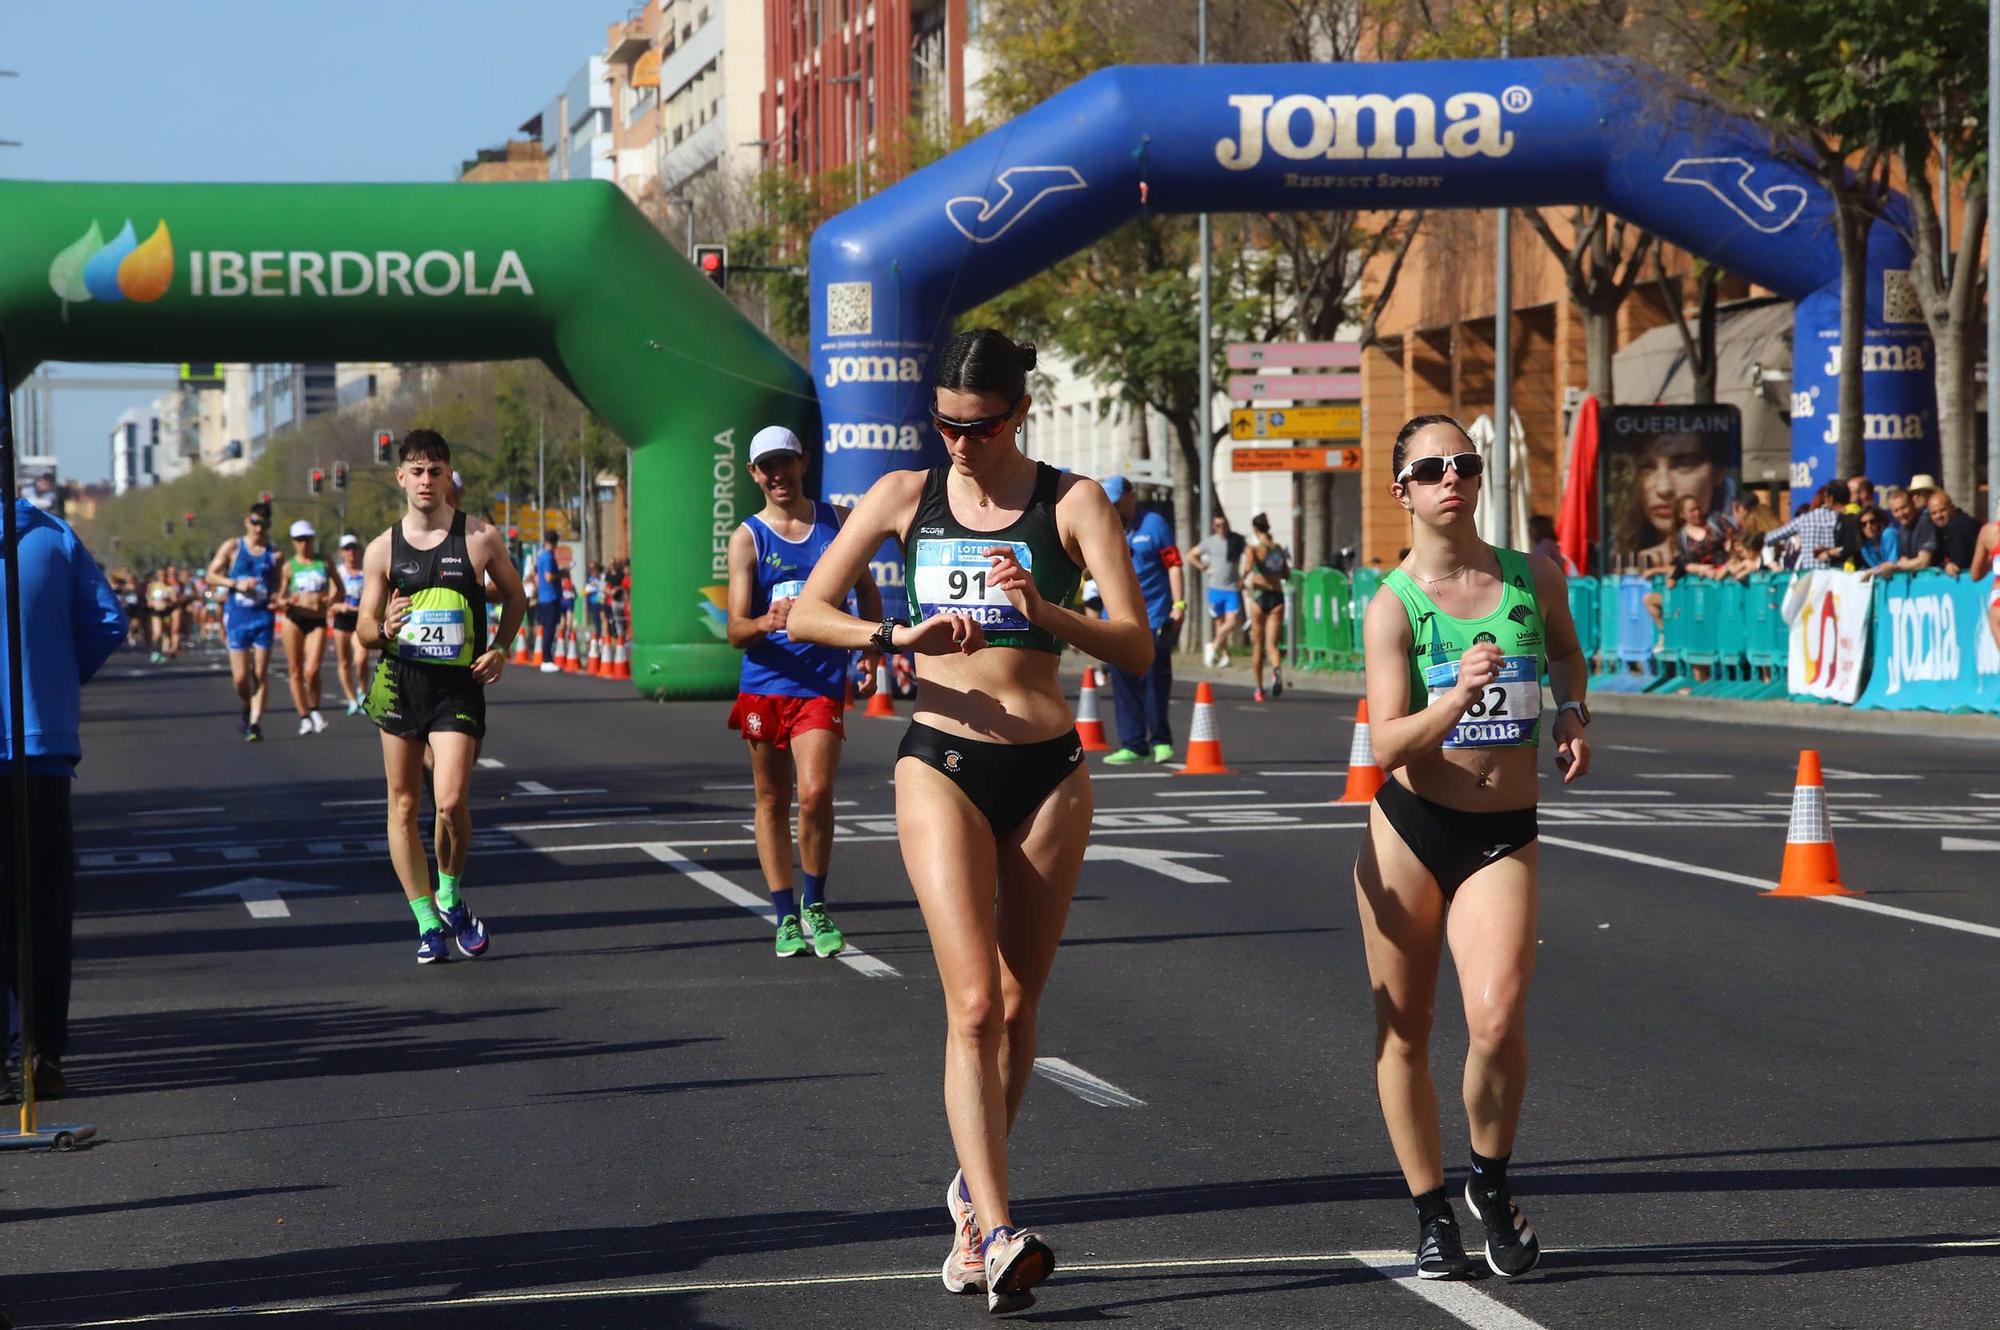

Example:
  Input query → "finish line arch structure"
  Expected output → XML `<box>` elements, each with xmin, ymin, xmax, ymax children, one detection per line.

<box><xmin>811</xmin><ymin>55</ymin><xmax>1937</xmax><ymax>593</ymax></box>
<box><xmin>0</xmin><ymin>180</ymin><xmax>816</xmax><ymax>698</ymax></box>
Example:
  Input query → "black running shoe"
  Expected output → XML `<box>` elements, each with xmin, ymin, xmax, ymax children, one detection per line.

<box><xmin>1416</xmin><ymin>1213</ymin><xmax>1484</xmax><ymax>1280</ymax></box>
<box><xmin>1464</xmin><ymin>1181</ymin><xmax>1540</xmax><ymax>1278</ymax></box>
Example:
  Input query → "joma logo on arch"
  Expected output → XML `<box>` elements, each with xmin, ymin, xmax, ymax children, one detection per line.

<box><xmin>1216</xmin><ymin>91</ymin><xmax>1521</xmax><ymax>171</ymax></box>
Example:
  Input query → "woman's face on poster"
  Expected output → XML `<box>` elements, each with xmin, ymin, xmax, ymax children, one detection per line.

<box><xmin>1637</xmin><ymin>434</ymin><xmax>1717</xmax><ymax>538</ymax></box>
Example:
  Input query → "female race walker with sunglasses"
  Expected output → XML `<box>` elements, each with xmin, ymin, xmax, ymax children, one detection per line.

<box><xmin>1354</xmin><ymin>414</ymin><xmax>1592</xmax><ymax>1282</ymax></box>
<box><xmin>791</xmin><ymin>329</ymin><xmax>1152</xmax><ymax>1315</ymax></box>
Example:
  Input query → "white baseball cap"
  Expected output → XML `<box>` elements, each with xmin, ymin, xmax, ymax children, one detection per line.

<box><xmin>748</xmin><ymin>425</ymin><xmax>805</xmax><ymax>464</ymax></box>
<box><xmin>339</xmin><ymin>532</ymin><xmax>360</xmax><ymax>548</ymax></box>
<box><xmin>289</xmin><ymin>519</ymin><xmax>316</xmax><ymax>539</ymax></box>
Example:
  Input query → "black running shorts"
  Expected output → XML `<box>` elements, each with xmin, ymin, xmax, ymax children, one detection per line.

<box><xmin>363</xmin><ymin>657</ymin><xmax>486</xmax><ymax>740</ymax></box>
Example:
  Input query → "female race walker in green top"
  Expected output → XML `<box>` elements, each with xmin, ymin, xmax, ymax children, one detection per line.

<box><xmin>279</xmin><ymin>519</ymin><xmax>336</xmax><ymax>735</ymax></box>
<box><xmin>790</xmin><ymin>329</ymin><xmax>1152</xmax><ymax>1315</ymax></box>
<box><xmin>1354</xmin><ymin>413</ymin><xmax>1592</xmax><ymax>1282</ymax></box>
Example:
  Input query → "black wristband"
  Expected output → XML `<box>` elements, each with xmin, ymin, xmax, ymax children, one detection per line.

<box><xmin>875</xmin><ymin>617</ymin><xmax>907</xmax><ymax>653</ymax></box>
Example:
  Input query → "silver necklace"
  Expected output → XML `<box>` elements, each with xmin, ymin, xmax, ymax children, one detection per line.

<box><xmin>1416</xmin><ymin>564</ymin><xmax>1470</xmax><ymax>586</ymax></box>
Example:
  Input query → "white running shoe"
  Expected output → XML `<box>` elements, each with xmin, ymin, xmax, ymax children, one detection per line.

<box><xmin>297</xmin><ymin>717</ymin><xmax>313</xmax><ymax>736</ymax></box>
<box><xmin>941</xmin><ymin>1171</ymin><xmax>985</xmax><ymax>1295</ymax></box>
<box><xmin>539</xmin><ymin>662</ymin><xmax>561</xmax><ymax>674</ymax></box>
<box><xmin>309</xmin><ymin>710</ymin><xmax>327</xmax><ymax>733</ymax></box>
<box><xmin>981</xmin><ymin>1226</ymin><xmax>1054</xmax><ymax>1314</ymax></box>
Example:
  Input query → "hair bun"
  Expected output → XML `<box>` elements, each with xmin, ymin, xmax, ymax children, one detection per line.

<box><xmin>1017</xmin><ymin>341</ymin><xmax>1037</xmax><ymax>371</ymax></box>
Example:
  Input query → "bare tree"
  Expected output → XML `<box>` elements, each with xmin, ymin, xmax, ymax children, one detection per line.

<box><xmin>1524</xmin><ymin>208</ymin><xmax>1657</xmax><ymax>405</ymax></box>
<box><xmin>1895</xmin><ymin>143</ymin><xmax>1987</xmax><ymax>504</ymax></box>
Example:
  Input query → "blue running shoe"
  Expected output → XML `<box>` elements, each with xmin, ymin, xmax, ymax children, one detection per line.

<box><xmin>439</xmin><ymin>901</ymin><xmax>489</xmax><ymax>959</ymax></box>
<box><xmin>416</xmin><ymin>928</ymin><xmax>453</xmax><ymax>964</ymax></box>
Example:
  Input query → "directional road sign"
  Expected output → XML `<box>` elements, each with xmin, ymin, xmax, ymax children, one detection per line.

<box><xmin>1227</xmin><ymin>372</ymin><xmax>1362</xmax><ymax>402</ymax></box>
<box><xmin>1231</xmin><ymin>447</ymin><xmax>1363</xmax><ymax>473</ymax></box>
<box><xmin>1229</xmin><ymin>405</ymin><xmax>1362</xmax><ymax>440</ymax></box>
<box><xmin>1226</xmin><ymin>341</ymin><xmax>1360</xmax><ymax>370</ymax></box>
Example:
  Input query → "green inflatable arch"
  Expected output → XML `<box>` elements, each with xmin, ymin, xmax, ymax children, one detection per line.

<box><xmin>0</xmin><ymin>180</ymin><xmax>816</xmax><ymax>698</ymax></box>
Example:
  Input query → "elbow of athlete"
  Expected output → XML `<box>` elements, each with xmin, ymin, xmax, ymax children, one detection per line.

<box><xmin>1109</xmin><ymin>622</ymin><xmax>1154</xmax><ymax>676</ymax></box>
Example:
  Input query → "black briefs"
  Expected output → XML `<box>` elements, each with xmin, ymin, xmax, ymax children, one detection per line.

<box><xmin>897</xmin><ymin>722</ymin><xmax>1084</xmax><ymax>839</ymax></box>
<box><xmin>1374</xmin><ymin>777</ymin><xmax>1538</xmax><ymax>900</ymax></box>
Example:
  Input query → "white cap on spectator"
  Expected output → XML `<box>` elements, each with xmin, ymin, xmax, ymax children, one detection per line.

<box><xmin>748</xmin><ymin>425</ymin><xmax>805</xmax><ymax>465</ymax></box>
<box><xmin>289</xmin><ymin>519</ymin><xmax>316</xmax><ymax>539</ymax></box>
<box><xmin>339</xmin><ymin>532</ymin><xmax>360</xmax><ymax>548</ymax></box>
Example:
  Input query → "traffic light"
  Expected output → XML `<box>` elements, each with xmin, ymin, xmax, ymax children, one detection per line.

<box><xmin>184</xmin><ymin>511</ymin><xmax>196</xmax><ymax>528</ymax></box>
<box><xmin>333</xmin><ymin>461</ymin><xmax>349</xmax><ymax>492</ymax></box>
<box><xmin>376</xmin><ymin>431</ymin><xmax>394</xmax><ymax>464</ymax></box>
<box><xmin>309</xmin><ymin>467</ymin><xmax>325</xmax><ymax>496</ymax></box>
<box><xmin>258</xmin><ymin>490</ymin><xmax>274</xmax><ymax>505</ymax></box>
<box><xmin>693</xmin><ymin>244</ymin><xmax>727</xmax><ymax>290</ymax></box>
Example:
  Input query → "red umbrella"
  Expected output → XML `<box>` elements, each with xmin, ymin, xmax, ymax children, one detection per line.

<box><xmin>1556</xmin><ymin>394</ymin><xmax>1599</xmax><ymax>573</ymax></box>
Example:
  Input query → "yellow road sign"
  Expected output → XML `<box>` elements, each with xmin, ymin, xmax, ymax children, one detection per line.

<box><xmin>1231</xmin><ymin>447</ymin><xmax>1362</xmax><ymax>473</ymax></box>
<box><xmin>1229</xmin><ymin>405</ymin><xmax>1362</xmax><ymax>440</ymax></box>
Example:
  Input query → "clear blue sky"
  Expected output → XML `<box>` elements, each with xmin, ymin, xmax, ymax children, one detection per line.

<box><xmin>1</xmin><ymin>0</ymin><xmax>620</xmax><ymax>483</ymax></box>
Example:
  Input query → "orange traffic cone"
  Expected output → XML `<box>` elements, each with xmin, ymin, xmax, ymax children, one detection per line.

<box><xmin>843</xmin><ymin>677</ymin><xmax>857</xmax><ymax>711</ymax></box>
<box><xmin>1338</xmin><ymin>699</ymin><xmax>1387</xmax><ymax>803</ymax></box>
<box><xmin>561</xmin><ymin>623</ymin><xmax>581</xmax><ymax>673</ymax></box>
<box><xmin>1075</xmin><ymin>667</ymin><xmax>1109</xmax><ymax>751</ymax></box>
<box><xmin>1177</xmin><ymin>681</ymin><xmax>1231</xmax><ymax>774</ymax></box>
<box><xmin>613</xmin><ymin>630</ymin><xmax>632</xmax><ymax>680</ymax></box>
<box><xmin>865</xmin><ymin>662</ymin><xmax>898</xmax><ymax>718</ymax></box>
<box><xmin>1765</xmin><ymin>750</ymin><xmax>1859</xmax><ymax>897</ymax></box>
<box><xmin>589</xmin><ymin>631</ymin><xmax>605</xmax><ymax>675</ymax></box>
<box><xmin>513</xmin><ymin>633</ymin><xmax>532</xmax><ymax>667</ymax></box>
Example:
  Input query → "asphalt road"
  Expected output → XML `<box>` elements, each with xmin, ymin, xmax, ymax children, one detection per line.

<box><xmin>4</xmin><ymin>648</ymin><xmax>1997</xmax><ymax>1328</ymax></box>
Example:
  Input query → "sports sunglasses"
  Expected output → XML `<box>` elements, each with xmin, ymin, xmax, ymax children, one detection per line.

<box><xmin>932</xmin><ymin>395</ymin><xmax>1024</xmax><ymax>440</ymax></box>
<box><xmin>1395</xmin><ymin>451</ymin><xmax>1484</xmax><ymax>485</ymax></box>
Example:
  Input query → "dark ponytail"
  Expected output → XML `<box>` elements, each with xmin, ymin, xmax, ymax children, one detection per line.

<box><xmin>936</xmin><ymin>327</ymin><xmax>1036</xmax><ymax>403</ymax></box>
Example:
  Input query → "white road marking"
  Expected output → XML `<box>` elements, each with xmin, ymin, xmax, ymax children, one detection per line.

<box><xmin>477</xmin><ymin>757</ymin><xmax>505</xmax><ymax>769</ymax></box>
<box><xmin>1088</xmin><ymin>770</ymin><xmax>1178</xmax><ymax>780</ymax></box>
<box><xmin>1823</xmin><ymin>768</ymin><xmax>1919</xmax><ymax>780</ymax></box>
<box><xmin>547</xmin><ymin>805</ymin><xmax>651</xmax><ymax>817</ymax></box>
<box><xmin>131</xmin><ymin>805</ymin><xmax>225</xmax><ymax>817</ymax></box>
<box><xmin>179</xmin><ymin>878</ymin><xmax>340</xmax><ymax>920</ymax></box>
<box><xmin>1352</xmin><ymin>1251</ymin><xmax>1553</xmax><ymax>1329</ymax></box>
<box><xmin>1083</xmin><ymin>844</ymin><xmax>1229</xmax><ymax>883</ymax></box>
<box><xmin>638</xmin><ymin>843</ymin><xmax>898</xmax><ymax>978</ymax></box>
<box><xmin>1152</xmin><ymin>788</ymin><xmax>1265</xmax><ymax>799</ymax></box>
<box><xmin>1553</xmin><ymin>789</ymin><xmax>1672</xmax><ymax>798</ymax></box>
<box><xmin>1256</xmin><ymin>769</ymin><xmax>1343</xmax><ymax>776</ymax></box>
<box><xmin>1942</xmin><ymin>837</ymin><xmax>2000</xmax><ymax>852</ymax></box>
<box><xmin>1601</xmin><ymin>743</ymin><xmax>1664</xmax><ymax>753</ymax></box>
<box><xmin>1644</xmin><ymin>773</ymin><xmax>1733</xmax><ymax>780</ymax></box>
<box><xmin>1033</xmin><ymin>1057</ymin><xmax>1146</xmax><ymax>1107</ymax></box>
<box><xmin>321</xmin><ymin>797</ymin><xmax>385</xmax><ymax>808</ymax></box>
<box><xmin>1541</xmin><ymin>835</ymin><xmax>2000</xmax><ymax>940</ymax></box>
<box><xmin>1970</xmin><ymin>793</ymin><xmax>2000</xmax><ymax>800</ymax></box>
<box><xmin>515</xmin><ymin>780</ymin><xmax>608</xmax><ymax>796</ymax></box>
<box><xmin>1761</xmin><ymin>790</ymin><xmax>1879</xmax><ymax>799</ymax></box>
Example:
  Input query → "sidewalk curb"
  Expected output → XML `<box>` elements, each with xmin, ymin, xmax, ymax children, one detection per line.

<box><xmin>1164</xmin><ymin>654</ymin><xmax>2000</xmax><ymax>742</ymax></box>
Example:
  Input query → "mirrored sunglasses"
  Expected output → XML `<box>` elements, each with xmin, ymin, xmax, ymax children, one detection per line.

<box><xmin>1395</xmin><ymin>451</ymin><xmax>1485</xmax><ymax>485</ymax></box>
<box><xmin>932</xmin><ymin>396</ymin><xmax>1023</xmax><ymax>441</ymax></box>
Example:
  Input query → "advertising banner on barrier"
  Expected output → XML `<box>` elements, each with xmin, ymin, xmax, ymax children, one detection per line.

<box><xmin>1787</xmin><ymin>570</ymin><xmax>1872</xmax><ymax>703</ymax></box>
<box><xmin>1855</xmin><ymin>572</ymin><xmax>2000</xmax><ymax>713</ymax></box>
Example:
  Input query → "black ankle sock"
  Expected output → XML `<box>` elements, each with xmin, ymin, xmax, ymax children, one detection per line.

<box><xmin>1469</xmin><ymin>1149</ymin><xmax>1510</xmax><ymax>1195</ymax></box>
<box><xmin>1412</xmin><ymin>1186</ymin><xmax>1453</xmax><ymax>1226</ymax></box>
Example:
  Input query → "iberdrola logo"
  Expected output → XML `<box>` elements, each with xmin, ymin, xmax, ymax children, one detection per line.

<box><xmin>48</xmin><ymin>219</ymin><xmax>175</xmax><ymax>314</ymax></box>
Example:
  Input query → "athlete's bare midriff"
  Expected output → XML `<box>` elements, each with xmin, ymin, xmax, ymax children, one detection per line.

<box><xmin>912</xmin><ymin>648</ymin><xmax>1072</xmax><ymax>745</ymax></box>
<box><xmin>1394</xmin><ymin>744</ymin><xmax>1539</xmax><ymax>813</ymax></box>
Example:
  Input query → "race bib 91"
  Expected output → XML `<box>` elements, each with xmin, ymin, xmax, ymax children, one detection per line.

<box><xmin>913</xmin><ymin>539</ymin><xmax>1032</xmax><ymax>632</ymax></box>
<box><xmin>1424</xmin><ymin>653</ymin><xmax>1540</xmax><ymax>748</ymax></box>
<box><xmin>400</xmin><ymin>608</ymin><xmax>467</xmax><ymax>660</ymax></box>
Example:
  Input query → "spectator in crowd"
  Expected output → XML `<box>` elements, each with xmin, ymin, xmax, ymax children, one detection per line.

<box><xmin>2</xmin><ymin>496</ymin><xmax>128</xmax><ymax>1105</ymax></box>
<box><xmin>1907</xmin><ymin>473</ymin><xmax>1939</xmax><ymax>502</ymax></box>
<box><xmin>1720</xmin><ymin>534</ymin><xmax>1762</xmax><ymax>581</ymax></box>
<box><xmin>532</xmin><ymin>530</ymin><xmax>563</xmax><ymax>672</ymax></box>
<box><xmin>1765</xmin><ymin>480</ymin><xmax>1849</xmax><ymax>571</ymax></box>
<box><xmin>1732</xmin><ymin>490</ymin><xmax>1780</xmax><ymax>541</ymax></box>
<box><xmin>1848</xmin><ymin>474</ymin><xmax>1876</xmax><ymax>515</ymax></box>
<box><xmin>1101</xmin><ymin>475</ymin><xmax>1180</xmax><ymax>766</ymax></box>
<box><xmin>585</xmin><ymin>563</ymin><xmax>605</xmax><ymax>639</ymax></box>
<box><xmin>1927</xmin><ymin>488</ymin><xmax>1982</xmax><ymax>575</ymax></box>
<box><xmin>1529</xmin><ymin>513</ymin><xmax>1563</xmax><ymax>568</ymax></box>
<box><xmin>1876</xmin><ymin>484</ymin><xmax>1939</xmax><ymax>573</ymax></box>
<box><xmin>1644</xmin><ymin>494</ymin><xmax>1731</xmax><ymax>632</ymax></box>
<box><xmin>1857</xmin><ymin>505</ymin><xmax>1901</xmax><ymax>570</ymax></box>
<box><xmin>1192</xmin><ymin>513</ymin><xmax>1245</xmax><ymax>667</ymax></box>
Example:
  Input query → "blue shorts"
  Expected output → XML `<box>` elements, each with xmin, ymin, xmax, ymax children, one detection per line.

<box><xmin>1206</xmin><ymin>587</ymin><xmax>1243</xmax><ymax>616</ymax></box>
<box><xmin>226</xmin><ymin>610</ymin><xmax>275</xmax><ymax>652</ymax></box>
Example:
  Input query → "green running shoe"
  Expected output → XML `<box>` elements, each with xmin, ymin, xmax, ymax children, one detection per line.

<box><xmin>802</xmin><ymin>902</ymin><xmax>846</xmax><ymax>958</ymax></box>
<box><xmin>1102</xmin><ymin>747</ymin><xmax>1145</xmax><ymax>766</ymax></box>
<box><xmin>1152</xmin><ymin>742</ymin><xmax>1176</xmax><ymax>763</ymax></box>
<box><xmin>774</xmin><ymin>914</ymin><xmax>808</xmax><ymax>958</ymax></box>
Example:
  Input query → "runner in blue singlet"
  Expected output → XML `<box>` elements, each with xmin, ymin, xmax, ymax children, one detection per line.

<box><xmin>206</xmin><ymin>501</ymin><xmax>282</xmax><ymax>741</ymax></box>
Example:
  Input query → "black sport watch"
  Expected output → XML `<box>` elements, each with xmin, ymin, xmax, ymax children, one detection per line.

<box><xmin>874</xmin><ymin>617</ymin><xmax>908</xmax><ymax>653</ymax></box>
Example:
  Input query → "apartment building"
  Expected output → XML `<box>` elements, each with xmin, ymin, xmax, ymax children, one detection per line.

<box><xmin>520</xmin><ymin>57</ymin><xmax>616</xmax><ymax>183</ymax></box>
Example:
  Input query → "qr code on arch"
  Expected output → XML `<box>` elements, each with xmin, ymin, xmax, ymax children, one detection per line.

<box><xmin>826</xmin><ymin>281</ymin><xmax>873</xmax><ymax>336</ymax></box>
<box><xmin>1881</xmin><ymin>269</ymin><xmax>1922</xmax><ymax>325</ymax></box>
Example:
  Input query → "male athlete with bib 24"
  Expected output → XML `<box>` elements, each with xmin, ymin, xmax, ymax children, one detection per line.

<box><xmin>359</xmin><ymin>430</ymin><xmax>528</xmax><ymax>964</ymax></box>
<box><xmin>726</xmin><ymin>425</ymin><xmax>882</xmax><ymax>959</ymax></box>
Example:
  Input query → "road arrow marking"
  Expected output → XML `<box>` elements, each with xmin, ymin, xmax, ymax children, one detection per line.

<box><xmin>181</xmin><ymin>877</ymin><xmax>341</xmax><ymax>919</ymax></box>
<box><xmin>1034</xmin><ymin>1057</ymin><xmax>1145</xmax><ymax>1108</ymax></box>
<box><xmin>1084</xmin><ymin>845</ymin><xmax>1229</xmax><ymax>884</ymax></box>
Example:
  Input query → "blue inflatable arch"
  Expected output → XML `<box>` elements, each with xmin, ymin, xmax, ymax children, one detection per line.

<box><xmin>810</xmin><ymin>55</ymin><xmax>1935</xmax><ymax>593</ymax></box>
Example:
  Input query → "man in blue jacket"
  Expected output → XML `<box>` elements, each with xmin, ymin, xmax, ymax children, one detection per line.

<box><xmin>2</xmin><ymin>498</ymin><xmax>127</xmax><ymax>1104</ymax></box>
<box><xmin>1101</xmin><ymin>476</ymin><xmax>1185</xmax><ymax>765</ymax></box>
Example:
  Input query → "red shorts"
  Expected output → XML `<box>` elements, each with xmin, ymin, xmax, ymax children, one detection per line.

<box><xmin>728</xmin><ymin>692</ymin><xmax>845</xmax><ymax>748</ymax></box>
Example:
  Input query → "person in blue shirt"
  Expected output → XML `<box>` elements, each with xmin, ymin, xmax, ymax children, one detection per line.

<box><xmin>1857</xmin><ymin>506</ymin><xmax>1900</xmax><ymax>569</ymax></box>
<box><xmin>205</xmin><ymin>502</ymin><xmax>283</xmax><ymax>740</ymax></box>
<box><xmin>1100</xmin><ymin>476</ymin><xmax>1185</xmax><ymax>765</ymax></box>
<box><xmin>2</xmin><ymin>499</ymin><xmax>128</xmax><ymax>1105</ymax></box>
<box><xmin>533</xmin><ymin>530</ymin><xmax>563</xmax><ymax>672</ymax></box>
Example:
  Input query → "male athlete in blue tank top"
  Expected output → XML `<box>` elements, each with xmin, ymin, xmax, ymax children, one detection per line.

<box><xmin>206</xmin><ymin>502</ymin><xmax>282</xmax><ymax>740</ymax></box>
<box><xmin>725</xmin><ymin>425</ymin><xmax>882</xmax><ymax>961</ymax></box>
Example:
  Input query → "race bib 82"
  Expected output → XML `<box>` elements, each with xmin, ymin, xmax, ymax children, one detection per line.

<box><xmin>1424</xmin><ymin>653</ymin><xmax>1540</xmax><ymax>748</ymax></box>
